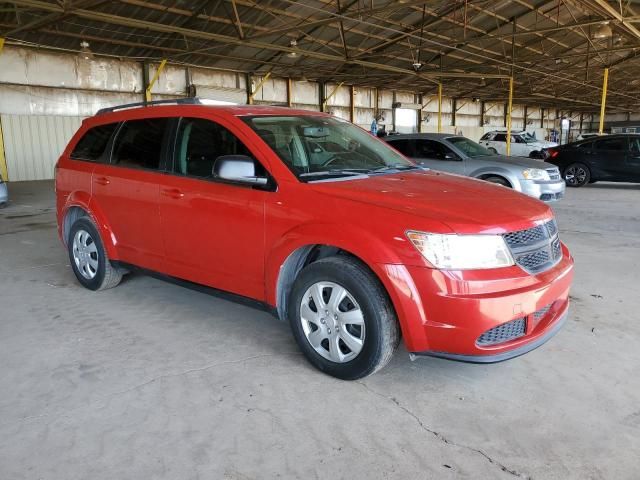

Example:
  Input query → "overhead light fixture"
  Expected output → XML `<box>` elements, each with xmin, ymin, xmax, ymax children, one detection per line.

<box><xmin>412</xmin><ymin>61</ymin><xmax>423</xmax><ymax>71</ymax></box>
<box><xmin>78</xmin><ymin>41</ymin><xmax>94</xmax><ymax>60</ymax></box>
<box><xmin>592</xmin><ymin>21</ymin><xmax>613</xmax><ymax>39</ymax></box>
<box><xmin>479</xmin><ymin>77</ymin><xmax>486</xmax><ymax>86</ymax></box>
<box><xmin>287</xmin><ymin>40</ymin><xmax>299</xmax><ymax>58</ymax></box>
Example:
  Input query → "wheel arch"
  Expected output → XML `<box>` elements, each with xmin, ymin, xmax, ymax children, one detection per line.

<box><xmin>61</xmin><ymin>194</ymin><xmax>118</xmax><ymax>259</ymax></box>
<box><xmin>471</xmin><ymin>167</ymin><xmax>518</xmax><ymax>188</ymax></box>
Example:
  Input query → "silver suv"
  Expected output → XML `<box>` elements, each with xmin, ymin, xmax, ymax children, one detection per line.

<box><xmin>386</xmin><ymin>133</ymin><xmax>565</xmax><ymax>202</ymax></box>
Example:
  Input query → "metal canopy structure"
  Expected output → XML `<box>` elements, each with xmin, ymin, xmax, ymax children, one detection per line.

<box><xmin>2</xmin><ymin>0</ymin><xmax>640</xmax><ymax>112</ymax></box>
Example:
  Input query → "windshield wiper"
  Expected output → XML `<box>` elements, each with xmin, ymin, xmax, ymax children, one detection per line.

<box><xmin>371</xmin><ymin>164</ymin><xmax>421</xmax><ymax>173</ymax></box>
<box><xmin>299</xmin><ymin>168</ymin><xmax>370</xmax><ymax>178</ymax></box>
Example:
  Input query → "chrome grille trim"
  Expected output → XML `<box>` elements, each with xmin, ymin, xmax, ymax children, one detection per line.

<box><xmin>503</xmin><ymin>219</ymin><xmax>562</xmax><ymax>274</ymax></box>
<box><xmin>546</xmin><ymin>168</ymin><xmax>561</xmax><ymax>180</ymax></box>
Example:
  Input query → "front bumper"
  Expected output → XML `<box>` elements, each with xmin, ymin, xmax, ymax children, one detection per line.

<box><xmin>377</xmin><ymin>242</ymin><xmax>574</xmax><ymax>361</ymax></box>
<box><xmin>520</xmin><ymin>178</ymin><xmax>566</xmax><ymax>202</ymax></box>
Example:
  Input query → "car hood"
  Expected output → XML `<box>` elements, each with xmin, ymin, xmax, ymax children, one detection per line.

<box><xmin>310</xmin><ymin>170</ymin><xmax>552</xmax><ymax>234</ymax></box>
<box><xmin>476</xmin><ymin>155</ymin><xmax>558</xmax><ymax>169</ymax></box>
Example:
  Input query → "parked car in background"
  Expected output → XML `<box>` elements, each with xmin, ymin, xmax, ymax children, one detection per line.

<box><xmin>56</xmin><ymin>99</ymin><xmax>574</xmax><ymax>380</ymax></box>
<box><xmin>544</xmin><ymin>134</ymin><xmax>640</xmax><ymax>187</ymax></box>
<box><xmin>0</xmin><ymin>174</ymin><xmax>8</xmax><ymax>208</ymax></box>
<box><xmin>576</xmin><ymin>132</ymin><xmax>606</xmax><ymax>141</ymax></box>
<box><xmin>385</xmin><ymin>133</ymin><xmax>565</xmax><ymax>202</ymax></box>
<box><xmin>479</xmin><ymin>130</ymin><xmax>557</xmax><ymax>158</ymax></box>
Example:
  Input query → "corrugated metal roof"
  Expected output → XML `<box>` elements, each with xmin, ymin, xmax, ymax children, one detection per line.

<box><xmin>2</xmin><ymin>0</ymin><xmax>640</xmax><ymax>111</ymax></box>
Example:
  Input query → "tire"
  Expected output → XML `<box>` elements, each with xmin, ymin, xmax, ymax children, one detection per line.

<box><xmin>529</xmin><ymin>151</ymin><xmax>541</xmax><ymax>159</ymax></box>
<box><xmin>563</xmin><ymin>162</ymin><xmax>590</xmax><ymax>187</ymax></box>
<box><xmin>288</xmin><ymin>256</ymin><xmax>400</xmax><ymax>380</ymax></box>
<box><xmin>484</xmin><ymin>175</ymin><xmax>511</xmax><ymax>187</ymax></box>
<box><xmin>68</xmin><ymin>217</ymin><xmax>122</xmax><ymax>291</ymax></box>
<box><xmin>488</xmin><ymin>147</ymin><xmax>498</xmax><ymax>154</ymax></box>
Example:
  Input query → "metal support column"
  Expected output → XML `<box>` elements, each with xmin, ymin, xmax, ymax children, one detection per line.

<box><xmin>322</xmin><ymin>82</ymin><xmax>344</xmax><ymax>112</ymax></box>
<box><xmin>350</xmin><ymin>85</ymin><xmax>355</xmax><ymax>123</ymax></box>
<box><xmin>145</xmin><ymin>58</ymin><xmax>167</xmax><ymax>102</ymax></box>
<box><xmin>248</xmin><ymin>72</ymin><xmax>271</xmax><ymax>105</ymax></box>
<box><xmin>287</xmin><ymin>78</ymin><xmax>292</xmax><ymax>107</ymax></box>
<box><xmin>599</xmin><ymin>67</ymin><xmax>609</xmax><ymax>134</ymax></box>
<box><xmin>437</xmin><ymin>83</ymin><xmax>442</xmax><ymax>133</ymax></box>
<box><xmin>506</xmin><ymin>77</ymin><xmax>514</xmax><ymax>155</ymax></box>
<box><xmin>451</xmin><ymin>98</ymin><xmax>457</xmax><ymax>127</ymax></box>
<box><xmin>0</xmin><ymin>38</ymin><xmax>7</xmax><ymax>181</ymax></box>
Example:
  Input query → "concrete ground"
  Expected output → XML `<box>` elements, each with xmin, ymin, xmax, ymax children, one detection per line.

<box><xmin>0</xmin><ymin>180</ymin><xmax>638</xmax><ymax>480</ymax></box>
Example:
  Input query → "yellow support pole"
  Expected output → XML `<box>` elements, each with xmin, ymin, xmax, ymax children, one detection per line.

<box><xmin>437</xmin><ymin>83</ymin><xmax>442</xmax><ymax>133</ymax></box>
<box><xmin>0</xmin><ymin>38</ymin><xmax>7</xmax><ymax>181</ymax></box>
<box><xmin>322</xmin><ymin>81</ymin><xmax>345</xmax><ymax>111</ymax></box>
<box><xmin>146</xmin><ymin>59</ymin><xmax>167</xmax><ymax>102</ymax></box>
<box><xmin>598</xmin><ymin>67</ymin><xmax>609</xmax><ymax>135</ymax></box>
<box><xmin>248</xmin><ymin>72</ymin><xmax>271</xmax><ymax>105</ymax></box>
<box><xmin>506</xmin><ymin>76</ymin><xmax>514</xmax><ymax>156</ymax></box>
<box><xmin>0</xmin><ymin>117</ymin><xmax>8</xmax><ymax>182</ymax></box>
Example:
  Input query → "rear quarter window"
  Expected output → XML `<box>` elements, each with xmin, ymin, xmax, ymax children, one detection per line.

<box><xmin>70</xmin><ymin>123</ymin><xmax>119</xmax><ymax>162</ymax></box>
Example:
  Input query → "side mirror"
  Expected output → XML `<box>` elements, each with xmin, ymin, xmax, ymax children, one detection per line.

<box><xmin>213</xmin><ymin>155</ymin><xmax>268</xmax><ymax>186</ymax></box>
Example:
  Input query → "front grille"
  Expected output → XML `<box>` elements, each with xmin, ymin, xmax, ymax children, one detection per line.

<box><xmin>546</xmin><ymin>168</ymin><xmax>561</xmax><ymax>180</ymax></box>
<box><xmin>503</xmin><ymin>224</ymin><xmax>547</xmax><ymax>248</ymax></box>
<box><xmin>503</xmin><ymin>219</ymin><xmax>562</xmax><ymax>274</ymax></box>
<box><xmin>477</xmin><ymin>318</ymin><xmax>526</xmax><ymax>346</ymax></box>
<box><xmin>532</xmin><ymin>303</ymin><xmax>553</xmax><ymax>322</ymax></box>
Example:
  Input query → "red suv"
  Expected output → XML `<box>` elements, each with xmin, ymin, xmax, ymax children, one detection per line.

<box><xmin>56</xmin><ymin>99</ymin><xmax>574</xmax><ymax>380</ymax></box>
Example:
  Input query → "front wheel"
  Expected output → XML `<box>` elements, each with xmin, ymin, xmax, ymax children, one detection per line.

<box><xmin>484</xmin><ymin>176</ymin><xmax>511</xmax><ymax>187</ymax></box>
<box><xmin>288</xmin><ymin>256</ymin><xmax>400</xmax><ymax>380</ymax></box>
<box><xmin>564</xmin><ymin>162</ymin><xmax>590</xmax><ymax>187</ymax></box>
<box><xmin>488</xmin><ymin>147</ymin><xmax>498</xmax><ymax>154</ymax></box>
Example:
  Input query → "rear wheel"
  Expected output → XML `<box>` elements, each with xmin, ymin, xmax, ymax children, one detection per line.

<box><xmin>288</xmin><ymin>256</ymin><xmax>400</xmax><ymax>380</ymax></box>
<box><xmin>68</xmin><ymin>217</ymin><xmax>122</xmax><ymax>291</ymax></box>
<box><xmin>564</xmin><ymin>162</ymin><xmax>590</xmax><ymax>187</ymax></box>
<box><xmin>484</xmin><ymin>176</ymin><xmax>511</xmax><ymax>187</ymax></box>
<box><xmin>488</xmin><ymin>147</ymin><xmax>498</xmax><ymax>154</ymax></box>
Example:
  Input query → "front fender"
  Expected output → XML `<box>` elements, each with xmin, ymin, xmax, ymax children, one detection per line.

<box><xmin>264</xmin><ymin>222</ymin><xmax>405</xmax><ymax>306</ymax></box>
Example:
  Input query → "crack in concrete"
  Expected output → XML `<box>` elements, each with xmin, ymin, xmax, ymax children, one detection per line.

<box><xmin>357</xmin><ymin>382</ymin><xmax>529</xmax><ymax>479</ymax></box>
<box><xmin>105</xmin><ymin>352</ymin><xmax>303</xmax><ymax>398</ymax></box>
<box><xmin>1</xmin><ymin>352</ymin><xmax>302</xmax><ymax>429</ymax></box>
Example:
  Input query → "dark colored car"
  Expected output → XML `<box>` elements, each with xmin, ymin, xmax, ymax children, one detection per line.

<box><xmin>544</xmin><ymin>134</ymin><xmax>640</xmax><ymax>187</ymax></box>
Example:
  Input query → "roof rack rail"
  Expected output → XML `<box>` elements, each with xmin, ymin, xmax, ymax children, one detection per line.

<box><xmin>96</xmin><ymin>97</ymin><xmax>203</xmax><ymax>115</ymax></box>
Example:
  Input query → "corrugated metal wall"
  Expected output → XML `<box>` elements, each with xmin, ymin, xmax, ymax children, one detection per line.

<box><xmin>1</xmin><ymin>115</ymin><xmax>84</xmax><ymax>181</ymax></box>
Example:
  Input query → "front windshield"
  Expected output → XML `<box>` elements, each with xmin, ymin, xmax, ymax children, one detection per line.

<box><xmin>446</xmin><ymin>136</ymin><xmax>493</xmax><ymax>157</ymax></box>
<box><xmin>242</xmin><ymin>115</ymin><xmax>417</xmax><ymax>181</ymax></box>
<box><xmin>522</xmin><ymin>132</ymin><xmax>538</xmax><ymax>143</ymax></box>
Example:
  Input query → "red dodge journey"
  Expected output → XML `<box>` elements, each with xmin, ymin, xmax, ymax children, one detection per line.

<box><xmin>55</xmin><ymin>99</ymin><xmax>574</xmax><ymax>379</ymax></box>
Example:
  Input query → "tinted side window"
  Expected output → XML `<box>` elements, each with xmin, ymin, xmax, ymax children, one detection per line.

<box><xmin>494</xmin><ymin>133</ymin><xmax>507</xmax><ymax>142</ymax></box>
<box><xmin>577</xmin><ymin>141</ymin><xmax>593</xmax><ymax>150</ymax></box>
<box><xmin>480</xmin><ymin>133</ymin><xmax>491</xmax><ymax>140</ymax></box>
<box><xmin>387</xmin><ymin>139</ymin><xmax>414</xmax><ymax>156</ymax></box>
<box><xmin>595</xmin><ymin>138</ymin><xmax>626</xmax><ymax>151</ymax></box>
<box><xmin>111</xmin><ymin>118</ymin><xmax>169</xmax><ymax>170</ymax></box>
<box><xmin>415</xmin><ymin>140</ymin><xmax>455</xmax><ymax>160</ymax></box>
<box><xmin>70</xmin><ymin>123</ymin><xmax>119</xmax><ymax>162</ymax></box>
<box><xmin>174</xmin><ymin>117</ymin><xmax>262</xmax><ymax>179</ymax></box>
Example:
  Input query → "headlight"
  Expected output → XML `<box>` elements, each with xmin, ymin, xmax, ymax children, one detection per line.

<box><xmin>406</xmin><ymin>231</ymin><xmax>515</xmax><ymax>270</ymax></box>
<box><xmin>522</xmin><ymin>168</ymin><xmax>549</xmax><ymax>180</ymax></box>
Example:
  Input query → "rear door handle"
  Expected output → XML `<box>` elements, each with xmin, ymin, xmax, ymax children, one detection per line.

<box><xmin>94</xmin><ymin>176</ymin><xmax>110</xmax><ymax>185</ymax></box>
<box><xmin>161</xmin><ymin>188</ymin><xmax>184</xmax><ymax>199</ymax></box>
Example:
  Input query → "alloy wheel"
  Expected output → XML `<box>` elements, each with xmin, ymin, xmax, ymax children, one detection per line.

<box><xmin>565</xmin><ymin>166</ymin><xmax>587</xmax><ymax>186</ymax></box>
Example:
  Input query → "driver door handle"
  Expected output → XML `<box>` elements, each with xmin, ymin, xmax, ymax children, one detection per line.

<box><xmin>161</xmin><ymin>188</ymin><xmax>184</xmax><ymax>199</ymax></box>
